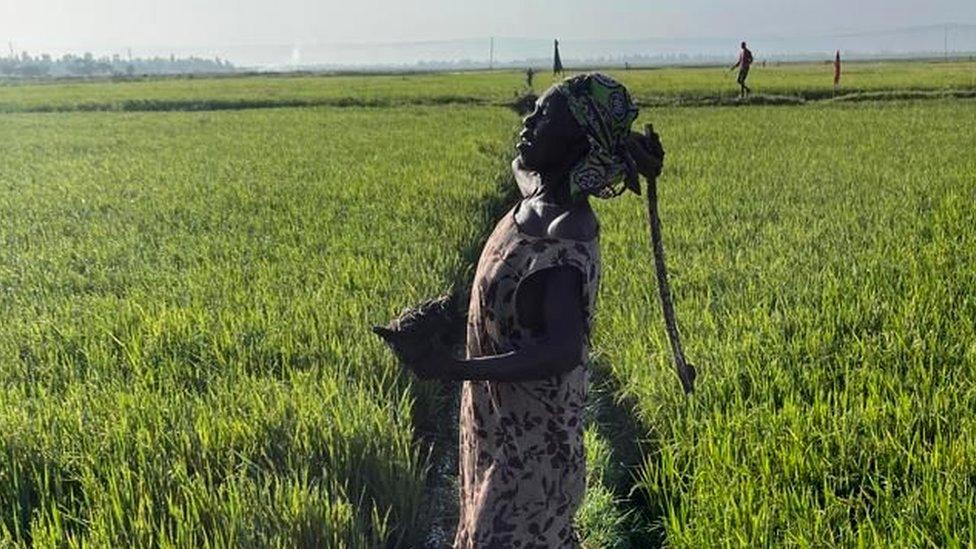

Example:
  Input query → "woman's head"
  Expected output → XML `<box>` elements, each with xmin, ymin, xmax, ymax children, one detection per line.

<box><xmin>517</xmin><ymin>89</ymin><xmax>587</xmax><ymax>178</ymax></box>
<box><xmin>517</xmin><ymin>73</ymin><xmax>639</xmax><ymax>201</ymax></box>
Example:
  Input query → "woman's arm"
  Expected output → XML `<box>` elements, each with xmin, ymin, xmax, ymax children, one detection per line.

<box><xmin>415</xmin><ymin>267</ymin><xmax>586</xmax><ymax>382</ymax></box>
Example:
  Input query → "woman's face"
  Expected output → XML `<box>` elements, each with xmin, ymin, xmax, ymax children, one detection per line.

<box><xmin>516</xmin><ymin>88</ymin><xmax>587</xmax><ymax>174</ymax></box>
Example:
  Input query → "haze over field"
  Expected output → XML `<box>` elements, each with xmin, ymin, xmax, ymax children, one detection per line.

<box><xmin>3</xmin><ymin>1</ymin><xmax>976</xmax><ymax>68</ymax></box>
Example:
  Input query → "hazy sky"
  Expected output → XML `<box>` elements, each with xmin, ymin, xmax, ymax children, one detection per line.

<box><xmin>0</xmin><ymin>0</ymin><xmax>976</xmax><ymax>50</ymax></box>
<box><xmin>2</xmin><ymin>0</ymin><xmax>974</xmax><ymax>54</ymax></box>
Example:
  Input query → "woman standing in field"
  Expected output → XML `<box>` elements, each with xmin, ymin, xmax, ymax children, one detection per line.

<box><xmin>387</xmin><ymin>73</ymin><xmax>663</xmax><ymax>547</ymax></box>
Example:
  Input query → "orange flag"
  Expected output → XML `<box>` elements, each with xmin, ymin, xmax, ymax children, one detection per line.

<box><xmin>834</xmin><ymin>50</ymin><xmax>841</xmax><ymax>86</ymax></box>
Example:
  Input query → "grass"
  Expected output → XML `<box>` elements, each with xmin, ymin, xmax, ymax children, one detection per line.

<box><xmin>1</xmin><ymin>62</ymin><xmax>975</xmax><ymax>546</ymax></box>
<box><xmin>0</xmin><ymin>72</ymin><xmax>526</xmax><ymax>112</ymax></box>
<box><xmin>0</xmin><ymin>106</ymin><xmax>516</xmax><ymax>546</ymax></box>
<box><xmin>0</xmin><ymin>60</ymin><xmax>973</xmax><ymax>112</ymax></box>
<box><xmin>594</xmin><ymin>100</ymin><xmax>976</xmax><ymax>545</ymax></box>
<box><xmin>606</xmin><ymin>60</ymin><xmax>976</xmax><ymax>102</ymax></box>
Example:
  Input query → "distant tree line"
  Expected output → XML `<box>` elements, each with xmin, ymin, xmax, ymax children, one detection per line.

<box><xmin>0</xmin><ymin>51</ymin><xmax>236</xmax><ymax>78</ymax></box>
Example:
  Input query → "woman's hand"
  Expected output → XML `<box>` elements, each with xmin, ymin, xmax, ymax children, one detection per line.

<box><xmin>402</xmin><ymin>343</ymin><xmax>456</xmax><ymax>381</ymax></box>
<box><xmin>372</xmin><ymin>326</ymin><xmax>428</xmax><ymax>364</ymax></box>
<box><xmin>627</xmin><ymin>129</ymin><xmax>665</xmax><ymax>182</ymax></box>
<box><xmin>372</xmin><ymin>292</ymin><xmax>466</xmax><ymax>381</ymax></box>
<box><xmin>372</xmin><ymin>325</ymin><xmax>454</xmax><ymax>380</ymax></box>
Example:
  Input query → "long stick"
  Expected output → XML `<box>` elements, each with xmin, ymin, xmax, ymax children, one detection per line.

<box><xmin>644</xmin><ymin>124</ymin><xmax>697</xmax><ymax>395</ymax></box>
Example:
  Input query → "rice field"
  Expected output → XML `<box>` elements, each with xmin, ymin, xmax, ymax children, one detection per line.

<box><xmin>597</xmin><ymin>100</ymin><xmax>976</xmax><ymax>545</ymax></box>
<box><xmin>1</xmin><ymin>62</ymin><xmax>975</xmax><ymax>546</ymax></box>
<box><xmin>0</xmin><ymin>106</ymin><xmax>515</xmax><ymax>546</ymax></box>
<box><xmin>0</xmin><ymin>60</ymin><xmax>973</xmax><ymax>112</ymax></box>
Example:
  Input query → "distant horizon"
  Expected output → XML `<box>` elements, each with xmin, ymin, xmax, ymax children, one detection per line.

<box><xmin>5</xmin><ymin>23</ymin><xmax>976</xmax><ymax>71</ymax></box>
<box><xmin>5</xmin><ymin>0</ymin><xmax>976</xmax><ymax>67</ymax></box>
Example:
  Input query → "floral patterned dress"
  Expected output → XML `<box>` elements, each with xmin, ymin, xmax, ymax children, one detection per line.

<box><xmin>454</xmin><ymin>204</ymin><xmax>600</xmax><ymax>548</ymax></box>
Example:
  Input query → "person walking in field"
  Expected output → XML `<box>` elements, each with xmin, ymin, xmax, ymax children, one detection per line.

<box><xmin>377</xmin><ymin>73</ymin><xmax>663</xmax><ymax>547</ymax></box>
<box><xmin>730</xmin><ymin>41</ymin><xmax>754</xmax><ymax>97</ymax></box>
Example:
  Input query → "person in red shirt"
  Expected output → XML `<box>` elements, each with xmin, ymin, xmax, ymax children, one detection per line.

<box><xmin>730</xmin><ymin>41</ymin><xmax>754</xmax><ymax>98</ymax></box>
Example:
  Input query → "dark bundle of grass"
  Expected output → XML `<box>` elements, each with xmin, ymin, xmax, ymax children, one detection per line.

<box><xmin>372</xmin><ymin>293</ymin><xmax>467</xmax><ymax>366</ymax></box>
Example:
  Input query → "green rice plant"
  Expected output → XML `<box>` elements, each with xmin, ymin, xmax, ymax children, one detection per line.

<box><xmin>0</xmin><ymin>105</ymin><xmax>516</xmax><ymax>546</ymax></box>
<box><xmin>0</xmin><ymin>72</ymin><xmax>525</xmax><ymax>112</ymax></box>
<box><xmin>593</xmin><ymin>99</ymin><xmax>976</xmax><ymax>545</ymax></box>
<box><xmin>0</xmin><ymin>60</ymin><xmax>972</xmax><ymax>113</ymax></box>
<box><xmin>2</xmin><ymin>66</ymin><xmax>975</xmax><ymax>546</ymax></box>
<box><xmin>607</xmin><ymin>60</ymin><xmax>976</xmax><ymax>102</ymax></box>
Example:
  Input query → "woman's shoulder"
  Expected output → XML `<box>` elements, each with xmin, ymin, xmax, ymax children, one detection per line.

<box><xmin>547</xmin><ymin>205</ymin><xmax>599</xmax><ymax>242</ymax></box>
<box><xmin>514</xmin><ymin>197</ymin><xmax>599</xmax><ymax>243</ymax></box>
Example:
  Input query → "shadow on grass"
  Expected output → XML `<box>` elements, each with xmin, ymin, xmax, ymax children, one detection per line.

<box><xmin>635</xmin><ymin>87</ymin><xmax>976</xmax><ymax>108</ymax></box>
<box><xmin>828</xmin><ymin>88</ymin><xmax>976</xmax><ymax>102</ymax></box>
<box><xmin>4</xmin><ymin>87</ymin><xmax>973</xmax><ymax>116</ymax></box>
<box><xmin>583</xmin><ymin>357</ymin><xmax>668</xmax><ymax>548</ymax></box>
<box><xmin>638</xmin><ymin>93</ymin><xmax>807</xmax><ymax>108</ymax></box>
<box><xmin>2</xmin><ymin>96</ymin><xmax>487</xmax><ymax>114</ymax></box>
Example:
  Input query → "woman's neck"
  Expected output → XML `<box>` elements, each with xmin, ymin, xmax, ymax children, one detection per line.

<box><xmin>512</xmin><ymin>158</ymin><xmax>581</xmax><ymax>207</ymax></box>
<box><xmin>536</xmin><ymin>171</ymin><xmax>574</xmax><ymax>207</ymax></box>
<box><xmin>512</xmin><ymin>158</ymin><xmax>538</xmax><ymax>198</ymax></box>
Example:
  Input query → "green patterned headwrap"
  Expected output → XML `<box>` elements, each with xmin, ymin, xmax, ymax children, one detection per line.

<box><xmin>554</xmin><ymin>73</ymin><xmax>640</xmax><ymax>200</ymax></box>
